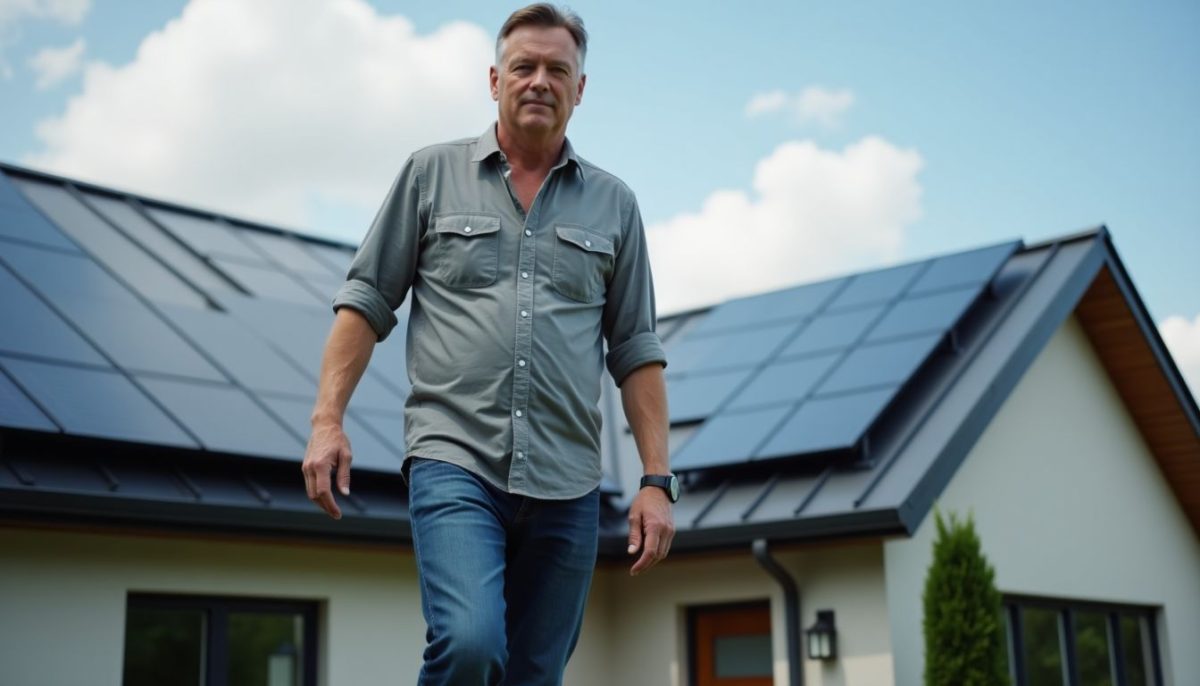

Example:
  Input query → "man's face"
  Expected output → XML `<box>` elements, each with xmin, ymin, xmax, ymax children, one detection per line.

<box><xmin>490</xmin><ymin>25</ymin><xmax>586</xmax><ymax>140</ymax></box>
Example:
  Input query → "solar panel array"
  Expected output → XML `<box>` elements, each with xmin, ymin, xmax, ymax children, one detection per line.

<box><xmin>0</xmin><ymin>169</ymin><xmax>409</xmax><ymax>473</ymax></box>
<box><xmin>668</xmin><ymin>241</ymin><xmax>1019</xmax><ymax>472</ymax></box>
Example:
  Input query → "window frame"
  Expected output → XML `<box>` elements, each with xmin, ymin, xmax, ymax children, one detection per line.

<box><xmin>1003</xmin><ymin>594</ymin><xmax>1164</xmax><ymax>686</ymax></box>
<box><xmin>125</xmin><ymin>592</ymin><xmax>318</xmax><ymax>686</ymax></box>
<box><xmin>687</xmin><ymin>600</ymin><xmax>774</xmax><ymax>686</ymax></box>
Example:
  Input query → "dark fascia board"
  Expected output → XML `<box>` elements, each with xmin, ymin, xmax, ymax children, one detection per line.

<box><xmin>896</xmin><ymin>231</ymin><xmax>1111</xmax><ymax>534</ymax></box>
<box><xmin>0</xmin><ymin>161</ymin><xmax>354</xmax><ymax>252</ymax></box>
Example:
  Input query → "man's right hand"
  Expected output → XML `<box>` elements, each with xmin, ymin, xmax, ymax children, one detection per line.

<box><xmin>302</xmin><ymin>422</ymin><xmax>353</xmax><ymax>520</ymax></box>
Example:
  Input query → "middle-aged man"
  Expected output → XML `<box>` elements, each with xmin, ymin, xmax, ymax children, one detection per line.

<box><xmin>301</xmin><ymin>4</ymin><xmax>677</xmax><ymax>684</ymax></box>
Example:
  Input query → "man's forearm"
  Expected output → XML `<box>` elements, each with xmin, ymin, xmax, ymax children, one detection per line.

<box><xmin>619</xmin><ymin>363</ymin><xmax>669</xmax><ymax>475</ymax></box>
<box><xmin>310</xmin><ymin>308</ymin><xmax>378</xmax><ymax>428</ymax></box>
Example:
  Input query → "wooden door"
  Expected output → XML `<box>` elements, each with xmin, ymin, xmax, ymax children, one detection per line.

<box><xmin>692</xmin><ymin>602</ymin><xmax>774</xmax><ymax>686</ymax></box>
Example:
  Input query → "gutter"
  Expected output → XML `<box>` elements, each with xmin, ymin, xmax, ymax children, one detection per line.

<box><xmin>752</xmin><ymin>538</ymin><xmax>803</xmax><ymax>686</ymax></box>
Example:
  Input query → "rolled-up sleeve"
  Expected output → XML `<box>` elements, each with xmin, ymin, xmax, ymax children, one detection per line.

<box><xmin>603</xmin><ymin>192</ymin><xmax>667</xmax><ymax>386</ymax></box>
<box><xmin>331</xmin><ymin>156</ymin><xmax>425</xmax><ymax>341</ymax></box>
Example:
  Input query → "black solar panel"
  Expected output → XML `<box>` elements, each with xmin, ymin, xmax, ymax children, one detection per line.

<box><xmin>0</xmin><ymin>170</ymin><xmax>81</xmax><ymax>252</ymax></box>
<box><xmin>668</xmin><ymin>369</ymin><xmax>754</xmax><ymax>424</ymax></box>
<box><xmin>826</xmin><ymin>262</ymin><xmax>924</xmax><ymax>311</ymax></box>
<box><xmin>685</xmin><ymin>278</ymin><xmax>846</xmax><ymax>337</ymax></box>
<box><xmin>305</xmin><ymin>243</ymin><xmax>354</xmax><ymax>277</ymax></box>
<box><xmin>817</xmin><ymin>333</ymin><xmax>943</xmax><ymax>395</ymax></box>
<box><xmin>0</xmin><ymin>263</ymin><xmax>109</xmax><ymax>366</ymax></box>
<box><xmin>780</xmin><ymin>306</ymin><xmax>883</xmax><ymax>358</ymax></box>
<box><xmin>755</xmin><ymin>387</ymin><xmax>895</xmax><ymax>459</ymax></box>
<box><xmin>671</xmin><ymin>405</ymin><xmax>793</xmax><ymax>471</ymax></box>
<box><xmin>666</xmin><ymin>321</ymin><xmax>795</xmax><ymax>376</ymax></box>
<box><xmin>136</xmin><ymin>376</ymin><xmax>303</xmax><ymax>459</ymax></box>
<box><xmin>726</xmin><ymin>353</ymin><xmax>840</xmax><ymax>412</ymax></box>
<box><xmin>909</xmin><ymin>242</ymin><xmax>1018</xmax><ymax>295</ymax></box>
<box><xmin>15</xmin><ymin>178</ymin><xmax>208</xmax><ymax>308</ymax></box>
<box><xmin>84</xmin><ymin>193</ymin><xmax>238</xmax><ymax>297</ymax></box>
<box><xmin>0</xmin><ymin>241</ymin><xmax>224</xmax><ymax>381</ymax></box>
<box><xmin>1</xmin><ymin>356</ymin><xmax>196</xmax><ymax>447</ymax></box>
<box><xmin>0</xmin><ymin>368</ymin><xmax>58</xmax><ymax>432</ymax></box>
<box><xmin>148</xmin><ymin>208</ymin><xmax>265</xmax><ymax>264</ymax></box>
<box><xmin>212</xmin><ymin>257</ymin><xmax>326</xmax><ymax>308</ymax></box>
<box><xmin>238</xmin><ymin>229</ymin><xmax>341</xmax><ymax>277</ymax></box>
<box><xmin>864</xmin><ymin>287</ymin><xmax>978</xmax><ymax>342</ymax></box>
<box><xmin>257</xmin><ymin>395</ymin><xmax>404</xmax><ymax>472</ymax></box>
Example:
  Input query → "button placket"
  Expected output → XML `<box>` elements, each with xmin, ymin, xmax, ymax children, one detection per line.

<box><xmin>507</xmin><ymin>170</ymin><xmax>541</xmax><ymax>489</ymax></box>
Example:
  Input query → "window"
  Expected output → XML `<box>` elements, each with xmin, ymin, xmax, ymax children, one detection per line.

<box><xmin>1003</xmin><ymin>595</ymin><xmax>1163</xmax><ymax>686</ymax></box>
<box><xmin>123</xmin><ymin>593</ymin><xmax>317</xmax><ymax>686</ymax></box>
<box><xmin>689</xmin><ymin>601</ymin><xmax>773</xmax><ymax>686</ymax></box>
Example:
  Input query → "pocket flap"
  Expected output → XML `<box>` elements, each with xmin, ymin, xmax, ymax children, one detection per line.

<box><xmin>555</xmin><ymin>226</ymin><xmax>614</xmax><ymax>255</ymax></box>
<box><xmin>434</xmin><ymin>214</ymin><xmax>501</xmax><ymax>238</ymax></box>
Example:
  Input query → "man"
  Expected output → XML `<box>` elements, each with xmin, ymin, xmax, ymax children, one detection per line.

<box><xmin>301</xmin><ymin>4</ymin><xmax>676</xmax><ymax>684</ymax></box>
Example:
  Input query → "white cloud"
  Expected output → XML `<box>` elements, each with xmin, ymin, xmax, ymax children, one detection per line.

<box><xmin>1160</xmin><ymin>313</ymin><xmax>1200</xmax><ymax>397</ymax></box>
<box><xmin>647</xmin><ymin>136</ymin><xmax>923</xmax><ymax>314</ymax></box>
<box><xmin>744</xmin><ymin>86</ymin><xmax>855</xmax><ymax>128</ymax></box>
<box><xmin>0</xmin><ymin>0</ymin><xmax>89</xmax><ymax>78</ymax></box>
<box><xmin>25</xmin><ymin>0</ymin><xmax>495</xmax><ymax>237</ymax></box>
<box><xmin>27</xmin><ymin>35</ymin><xmax>82</xmax><ymax>89</ymax></box>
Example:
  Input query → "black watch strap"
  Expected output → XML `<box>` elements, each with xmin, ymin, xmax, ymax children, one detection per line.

<box><xmin>640</xmin><ymin>474</ymin><xmax>680</xmax><ymax>503</ymax></box>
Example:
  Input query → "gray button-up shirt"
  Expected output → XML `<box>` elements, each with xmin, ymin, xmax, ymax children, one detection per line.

<box><xmin>331</xmin><ymin>124</ymin><xmax>666</xmax><ymax>499</ymax></box>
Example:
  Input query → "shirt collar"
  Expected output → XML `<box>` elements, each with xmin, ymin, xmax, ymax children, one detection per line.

<box><xmin>471</xmin><ymin>123</ymin><xmax>585</xmax><ymax>182</ymax></box>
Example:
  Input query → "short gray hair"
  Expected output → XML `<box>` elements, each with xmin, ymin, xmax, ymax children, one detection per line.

<box><xmin>495</xmin><ymin>3</ymin><xmax>587</xmax><ymax>72</ymax></box>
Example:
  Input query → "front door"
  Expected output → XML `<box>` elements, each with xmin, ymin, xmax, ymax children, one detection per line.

<box><xmin>691</xmin><ymin>602</ymin><xmax>774</xmax><ymax>686</ymax></box>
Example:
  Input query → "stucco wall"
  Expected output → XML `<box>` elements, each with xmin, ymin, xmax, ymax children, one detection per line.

<box><xmin>0</xmin><ymin>526</ymin><xmax>426</xmax><ymax>686</ymax></box>
<box><xmin>884</xmin><ymin>316</ymin><xmax>1200</xmax><ymax>686</ymax></box>
<box><xmin>565</xmin><ymin>542</ymin><xmax>893</xmax><ymax>686</ymax></box>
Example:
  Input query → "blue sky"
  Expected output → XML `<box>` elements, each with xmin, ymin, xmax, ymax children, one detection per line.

<box><xmin>2</xmin><ymin>0</ymin><xmax>1198</xmax><ymax>386</ymax></box>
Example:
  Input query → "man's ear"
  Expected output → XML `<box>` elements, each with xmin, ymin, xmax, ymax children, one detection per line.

<box><xmin>575</xmin><ymin>73</ymin><xmax>586</xmax><ymax>105</ymax></box>
<box><xmin>489</xmin><ymin>65</ymin><xmax>500</xmax><ymax>101</ymax></box>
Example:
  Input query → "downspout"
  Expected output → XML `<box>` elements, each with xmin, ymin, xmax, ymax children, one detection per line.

<box><xmin>752</xmin><ymin>538</ymin><xmax>803</xmax><ymax>686</ymax></box>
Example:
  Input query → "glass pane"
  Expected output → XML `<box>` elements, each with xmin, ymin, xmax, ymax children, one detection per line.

<box><xmin>1074</xmin><ymin>611</ymin><xmax>1114</xmax><ymax>686</ymax></box>
<box><xmin>122</xmin><ymin>607</ymin><xmax>205</xmax><ymax>686</ymax></box>
<box><xmin>1120</xmin><ymin>615</ymin><xmax>1151</xmax><ymax>686</ymax></box>
<box><xmin>228</xmin><ymin>612</ymin><xmax>304</xmax><ymax>686</ymax></box>
<box><xmin>1022</xmin><ymin>607</ymin><xmax>1065</xmax><ymax>686</ymax></box>
<box><xmin>713</xmin><ymin>634</ymin><xmax>772</xmax><ymax>678</ymax></box>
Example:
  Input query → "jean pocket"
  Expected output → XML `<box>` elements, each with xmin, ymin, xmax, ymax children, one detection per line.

<box><xmin>430</xmin><ymin>213</ymin><xmax>502</xmax><ymax>289</ymax></box>
<box><xmin>551</xmin><ymin>225</ymin><xmax>614</xmax><ymax>303</ymax></box>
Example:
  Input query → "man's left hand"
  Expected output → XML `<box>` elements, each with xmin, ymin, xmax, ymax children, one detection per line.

<box><xmin>627</xmin><ymin>485</ymin><xmax>675</xmax><ymax>576</ymax></box>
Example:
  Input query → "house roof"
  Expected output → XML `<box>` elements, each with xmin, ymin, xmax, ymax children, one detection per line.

<box><xmin>1</xmin><ymin>161</ymin><xmax>1196</xmax><ymax>555</ymax></box>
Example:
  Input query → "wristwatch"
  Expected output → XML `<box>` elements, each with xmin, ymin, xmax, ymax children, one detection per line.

<box><xmin>640</xmin><ymin>474</ymin><xmax>680</xmax><ymax>503</ymax></box>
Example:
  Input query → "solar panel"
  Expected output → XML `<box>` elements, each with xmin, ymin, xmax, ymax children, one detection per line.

<box><xmin>668</xmin><ymin>369</ymin><xmax>754</xmax><ymax>424</ymax></box>
<box><xmin>147</xmin><ymin>208</ymin><xmax>265</xmax><ymax>264</ymax></box>
<box><xmin>685</xmin><ymin>278</ymin><xmax>846</xmax><ymax>336</ymax></box>
<box><xmin>159</xmin><ymin>303</ymin><xmax>315</xmax><ymax>396</ymax></box>
<box><xmin>667</xmin><ymin>321</ymin><xmax>795</xmax><ymax>375</ymax></box>
<box><xmin>0</xmin><ymin>368</ymin><xmax>58</xmax><ymax>432</ymax></box>
<box><xmin>0</xmin><ymin>241</ymin><xmax>224</xmax><ymax>381</ymax></box>
<box><xmin>671</xmin><ymin>405</ymin><xmax>793</xmax><ymax>471</ymax></box>
<box><xmin>84</xmin><ymin>193</ymin><xmax>238</xmax><ymax>297</ymax></box>
<box><xmin>908</xmin><ymin>241</ymin><xmax>1019</xmax><ymax>296</ymax></box>
<box><xmin>825</xmin><ymin>262</ymin><xmax>925</xmax><ymax>311</ymax></box>
<box><xmin>256</xmin><ymin>395</ymin><xmax>404</xmax><ymax>472</ymax></box>
<box><xmin>137</xmin><ymin>376</ymin><xmax>304</xmax><ymax>459</ymax></box>
<box><xmin>865</xmin><ymin>287</ymin><xmax>978</xmax><ymax>343</ymax></box>
<box><xmin>305</xmin><ymin>242</ymin><xmax>354</xmax><ymax>277</ymax></box>
<box><xmin>0</xmin><ymin>171</ymin><xmax>81</xmax><ymax>252</ymax></box>
<box><xmin>726</xmin><ymin>353</ymin><xmax>841</xmax><ymax>412</ymax></box>
<box><xmin>213</xmin><ymin>257</ymin><xmax>327</xmax><ymax>307</ymax></box>
<box><xmin>0</xmin><ymin>264</ymin><xmax>109</xmax><ymax>366</ymax></box>
<box><xmin>816</xmin><ymin>333</ymin><xmax>943</xmax><ymax>395</ymax></box>
<box><xmin>780</xmin><ymin>306</ymin><xmax>884</xmax><ymax>358</ymax></box>
<box><xmin>14</xmin><ymin>179</ymin><xmax>207</xmax><ymax>308</ymax></box>
<box><xmin>0</xmin><ymin>356</ymin><xmax>196</xmax><ymax>447</ymax></box>
<box><xmin>755</xmin><ymin>387</ymin><xmax>895</xmax><ymax>460</ymax></box>
<box><xmin>238</xmin><ymin>228</ymin><xmax>341</xmax><ymax>277</ymax></box>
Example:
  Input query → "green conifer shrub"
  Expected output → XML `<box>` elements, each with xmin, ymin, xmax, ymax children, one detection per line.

<box><xmin>922</xmin><ymin>509</ymin><xmax>1010</xmax><ymax>686</ymax></box>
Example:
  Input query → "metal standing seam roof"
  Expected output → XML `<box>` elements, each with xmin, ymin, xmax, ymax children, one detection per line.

<box><xmin>1</xmin><ymin>161</ymin><xmax>1195</xmax><ymax>555</ymax></box>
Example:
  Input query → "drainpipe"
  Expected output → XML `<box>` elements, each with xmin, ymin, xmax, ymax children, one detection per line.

<box><xmin>752</xmin><ymin>538</ymin><xmax>803</xmax><ymax>686</ymax></box>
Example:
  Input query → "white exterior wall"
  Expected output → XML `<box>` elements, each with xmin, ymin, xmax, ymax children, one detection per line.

<box><xmin>884</xmin><ymin>316</ymin><xmax>1200</xmax><ymax>686</ymax></box>
<box><xmin>566</xmin><ymin>542</ymin><xmax>893</xmax><ymax>686</ymax></box>
<box><xmin>0</xmin><ymin>526</ymin><xmax>426</xmax><ymax>686</ymax></box>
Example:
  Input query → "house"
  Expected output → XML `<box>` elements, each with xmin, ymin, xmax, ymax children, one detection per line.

<box><xmin>0</xmin><ymin>160</ymin><xmax>1196</xmax><ymax>686</ymax></box>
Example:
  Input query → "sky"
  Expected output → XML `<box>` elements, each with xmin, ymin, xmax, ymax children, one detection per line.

<box><xmin>1</xmin><ymin>0</ymin><xmax>1198</xmax><ymax>394</ymax></box>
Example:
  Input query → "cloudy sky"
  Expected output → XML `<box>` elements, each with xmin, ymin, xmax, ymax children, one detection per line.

<box><xmin>2</xmin><ymin>0</ymin><xmax>1198</xmax><ymax>393</ymax></box>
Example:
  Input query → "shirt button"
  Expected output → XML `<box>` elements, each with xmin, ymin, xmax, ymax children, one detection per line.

<box><xmin>584</xmin><ymin>240</ymin><xmax>592</xmax><ymax>248</ymax></box>
<box><xmin>515</xmin><ymin>410</ymin><xmax>523</xmax><ymax>418</ymax></box>
<box><xmin>524</xmin><ymin>229</ymin><xmax>533</xmax><ymax>237</ymax></box>
<box><xmin>517</xmin><ymin>451</ymin><xmax>525</xmax><ymax>459</ymax></box>
<box><xmin>521</xmin><ymin>271</ymin><xmax>529</xmax><ymax>279</ymax></box>
<box><xmin>518</xmin><ymin>359</ymin><xmax>526</xmax><ymax>367</ymax></box>
<box><xmin>520</xmin><ymin>310</ymin><xmax>528</xmax><ymax>318</ymax></box>
<box><xmin>464</xmin><ymin>226</ymin><xmax>472</xmax><ymax>233</ymax></box>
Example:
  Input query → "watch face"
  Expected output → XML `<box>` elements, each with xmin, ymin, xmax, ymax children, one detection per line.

<box><xmin>668</xmin><ymin>475</ymin><xmax>680</xmax><ymax>502</ymax></box>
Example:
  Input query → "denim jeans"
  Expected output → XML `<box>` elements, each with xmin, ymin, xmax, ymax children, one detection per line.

<box><xmin>407</xmin><ymin>457</ymin><xmax>600</xmax><ymax>686</ymax></box>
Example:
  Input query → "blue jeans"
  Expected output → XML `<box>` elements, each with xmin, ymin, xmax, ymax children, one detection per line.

<box><xmin>407</xmin><ymin>457</ymin><xmax>600</xmax><ymax>686</ymax></box>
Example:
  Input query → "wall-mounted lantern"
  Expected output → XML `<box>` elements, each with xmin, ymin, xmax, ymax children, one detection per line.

<box><xmin>805</xmin><ymin>610</ymin><xmax>837</xmax><ymax>661</ymax></box>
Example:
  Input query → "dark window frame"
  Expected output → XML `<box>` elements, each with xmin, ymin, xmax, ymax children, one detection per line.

<box><xmin>1003</xmin><ymin>594</ymin><xmax>1164</xmax><ymax>686</ymax></box>
<box><xmin>125</xmin><ymin>592</ymin><xmax>318</xmax><ymax>686</ymax></box>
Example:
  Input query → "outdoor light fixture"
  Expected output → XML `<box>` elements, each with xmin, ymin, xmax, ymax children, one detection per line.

<box><xmin>805</xmin><ymin>610</ymin><xmax>837</xmax><ymax>661</ymax></box>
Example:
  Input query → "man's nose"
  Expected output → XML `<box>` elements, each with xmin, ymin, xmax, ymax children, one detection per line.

<box><xmin>530</xmin><ymin>66</ymin><xmax>550</xmax><ymax>90</ymax></box>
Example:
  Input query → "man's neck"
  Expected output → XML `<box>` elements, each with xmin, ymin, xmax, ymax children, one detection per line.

<box><xmin>496</xmin><ymin>122</ymin><xmax>564</xmax><ymax>174</ymax></box>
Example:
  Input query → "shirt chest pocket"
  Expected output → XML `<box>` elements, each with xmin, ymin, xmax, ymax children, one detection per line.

<box><xmin>552</xmin><ymin>225</ymin><xmax>615</xmax><ymax>303</ymax></box>
<box><xmin>430</xmin><ymin>214</ymin><xmax>502</xmax><ymax>289</ymax></box>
